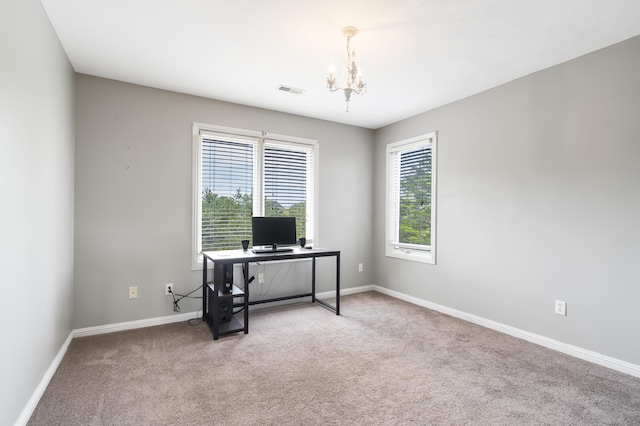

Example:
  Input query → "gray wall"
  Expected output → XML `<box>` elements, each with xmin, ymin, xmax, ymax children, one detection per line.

<box><xmin>373</xmin><ymin>36</ymin><xmax>640</xmax><ymax>365</ymax></box>
<box><xmin>0</xmin><ymin>1</ymin><xmax>75</xmax><ymax>424</ymax></box>
<box><xmin>74</xmin><ymin>75</ymin><xmax>374</xmax><ymax>329</ymax></box>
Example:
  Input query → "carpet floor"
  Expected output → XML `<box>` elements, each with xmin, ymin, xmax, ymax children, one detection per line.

<box><xmin>28</xmin><ymin>291</ymin><xmax>640</xmax><ymax>425</ymax></box>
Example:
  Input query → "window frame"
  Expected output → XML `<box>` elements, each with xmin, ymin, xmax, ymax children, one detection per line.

<box><xmin>192</xmin><ymin>123</ymin><xmax>319</xmax><ymax>269</ymax></box>
<box><xmin>385</xmin><ymin>131</ymin><xmax>437</xmax><ymax>264</ymax></box>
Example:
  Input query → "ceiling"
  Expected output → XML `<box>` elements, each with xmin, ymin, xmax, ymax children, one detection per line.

<box><xmin>41</xmin><ymin>0</ymin><xmax>640</xmax><ymax>129</ymax></box>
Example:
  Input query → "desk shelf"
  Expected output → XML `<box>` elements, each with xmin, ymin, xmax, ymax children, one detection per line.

<box><xmin>204</xmin><ymin>283</ymin><xmax>247</xmax><ymax>339</ymax></box>
<box><xmin>217</xmin><ymin>283</ymin><xmax>244</xmax><ymax>298</ymax></box>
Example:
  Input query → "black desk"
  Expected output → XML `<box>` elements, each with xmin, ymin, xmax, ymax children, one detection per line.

<box><xmin>202</xmin><ymin>248</ymin><xmax>340</xmax><ymax>339</ymax></box>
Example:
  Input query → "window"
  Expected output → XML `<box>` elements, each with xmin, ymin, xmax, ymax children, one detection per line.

<box><xmin>386</xmin><ymin>132</ymin><xmax>437</xmax><ymax>264</ymax></box>
<box><xmin>192</xmin><ymin>123</ymin><xmax>318</xmax><ymax>267</ymax></box>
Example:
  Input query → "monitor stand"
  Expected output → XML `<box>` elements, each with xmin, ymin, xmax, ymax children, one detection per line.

<box><xmin>252</xmin><ymin>244</ymin><xmax>293</xmax><ymax>254</ymax></box>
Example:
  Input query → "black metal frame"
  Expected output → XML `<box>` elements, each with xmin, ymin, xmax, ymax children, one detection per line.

<box><xmin>202</xmin><ymin>248</ymin><xmax>340</xmax><ymax>340</ymax></box>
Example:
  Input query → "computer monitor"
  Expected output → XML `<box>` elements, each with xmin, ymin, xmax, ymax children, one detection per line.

<box><xmin>251</xmin><ymin>216</ymin><xmax>297</xmax><ymax>250</ymax></box>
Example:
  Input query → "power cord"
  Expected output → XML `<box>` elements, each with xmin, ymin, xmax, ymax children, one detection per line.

<box><xmin>188</xmin><ymin>308</ymin><xmax>203</xmax><ymax>326</ymax></box>
<box><xmin>168</xmin><ymin>285</ymin><xmax>203</xmax><ymax>313</ymax></box>
<box><xmin>243</xmin><ymin>263</ymin><xmax>255</xmax><ymax>285</ymax></box>
<box><xmin>232</xmin><ymin>263</ymin><xmax>256</xmax><ymax>315</ymax></box>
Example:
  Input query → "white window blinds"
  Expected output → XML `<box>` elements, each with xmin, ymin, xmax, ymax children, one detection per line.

<box><xmin>264</xmin><ymin>141</ymin><xmax>315</xmax><ymax>242</ymax></box>
<box><xmin>200</xmin><ymin>135</ymin><xmax>257</xmax><ymax>251</ymax></box>
<box><xmin>398</xmin><ymin>145</ymin><xmax>432</xmax><ymax>246</ymax></box>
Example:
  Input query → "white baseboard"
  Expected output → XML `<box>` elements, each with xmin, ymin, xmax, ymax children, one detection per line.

<box><xmin>370</xmin><ymin>285</ymin><xmax>640</xmax><ymax>379</ymax></box>
<box><xmin>73</xmin><ymin>311</ymin><xmax>201</xmax><ymax>338</ymax></box>
<box><xmin>316</xmin><ymin>284</ymin><xmax>374</xmax><ymax>300</ymax></box>
<box><xmin>15</xmin><ymin>332</ymin><xmax>73</xmax><ymax>426</ymax></box>
<box><xmin>71</xmin><ymin>285</ymin><xmax>370</xmax><ymax>338</ymax></box>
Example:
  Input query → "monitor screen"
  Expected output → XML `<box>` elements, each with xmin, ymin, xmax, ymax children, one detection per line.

<box><xmin>252</xmin><ymin>216</ymin><xmax>297</xmax><ymax>249</ymax></box>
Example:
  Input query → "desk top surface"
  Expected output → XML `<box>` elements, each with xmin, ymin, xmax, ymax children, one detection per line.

<box><xmin>202</xmin><ymin>247</ymin><xmax>339</xmax><ymax>263</ymax></box>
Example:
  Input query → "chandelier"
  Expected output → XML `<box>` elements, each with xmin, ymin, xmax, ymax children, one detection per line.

<box><xmin>326</xmin><ymin>26</ymin><xmax>367</xmax><ymax>112</ymax></box>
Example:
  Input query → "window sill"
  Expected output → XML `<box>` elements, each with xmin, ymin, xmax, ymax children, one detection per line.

<box><xmin>385</xmin><ymin>248</ymin><xmax>435</xmax><ymax>264</ymax></box>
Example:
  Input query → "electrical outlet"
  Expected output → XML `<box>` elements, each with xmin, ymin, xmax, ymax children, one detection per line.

<box><xmin>129</xmin><ymin>286</ymin><xmax>138</xmax><ymax>299</ymax></box>
<box><xmin>358</xmin><ymin>263</ymin><xmax>363</xmax><ymax>272</ymax></box>
<box><xmin>555</xmin><ymin>300</ymin><xmax>567</xmax><ymax>316</ymax></box>
<box><xmin>258</xmin><ymin>273</ymin><xmax>264</xmax><ymax>284</ymax></box>
<box><xmin>165</xmin><ymin>283</ymin><xmax>174</xmax><ymax>296</ymax></box>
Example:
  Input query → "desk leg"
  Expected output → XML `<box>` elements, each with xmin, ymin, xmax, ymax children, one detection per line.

<box><xmin>243</xmin><ymin>261</ymin><xmax>249</xmax><ymax>334</ymax></box>
<box><xmin>311</xmin><ymin>257</ymin><xmax>316</xmax><ymax>303</ymax></box>
<box><xmin>336</xmin><ymin>252</ymin><xmax>340</xmax><ymax>315</ymax></box>
<box><xmin>202</xmin><ymin>256</ymin><xmax>207</xmax><ymax>321</ymax></box>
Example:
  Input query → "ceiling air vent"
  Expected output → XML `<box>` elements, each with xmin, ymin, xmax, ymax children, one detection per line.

<box><xmin>276</xmin><ymin>85</ymin><xmax>305</xmax><ymax>95</ymax></box>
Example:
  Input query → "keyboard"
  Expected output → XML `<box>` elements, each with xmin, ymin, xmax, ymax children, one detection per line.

<box><xmin>252</xmin><ymin>247</ymin><xmax>294</xmax><ymax>254</ymax></box>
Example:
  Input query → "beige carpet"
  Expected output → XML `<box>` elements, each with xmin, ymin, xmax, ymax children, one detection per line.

<box><xmin>28</xmin><ymin>291</ymin><xmax>640</xmax><ymax>425</ymax></box>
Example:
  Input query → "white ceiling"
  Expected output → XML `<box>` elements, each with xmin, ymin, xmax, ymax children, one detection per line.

<box><xmin>41</xmin><ymin>0</ymin><xmax>640</xmax><ymax>129</ymax></box>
